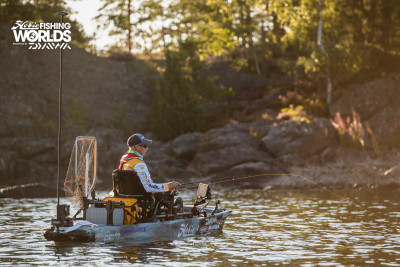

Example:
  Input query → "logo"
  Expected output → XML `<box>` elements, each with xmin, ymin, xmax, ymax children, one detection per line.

<box><xmin>123</xmin><ymin>226</ymin><xmax>146</xmax><ymax>234</ymax></box>
<box><xmin>11</xmin><ymin>20</ymin><xmax>71</xmax><ymax>50</ymax></box>
<box><xmin>178</xmin><ymin>223</ymin><xmax>194</xmax><ymax>238</ymax></box>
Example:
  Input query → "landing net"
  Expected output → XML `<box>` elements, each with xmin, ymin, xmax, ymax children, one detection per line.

<box><xmin>64</xmin><ymin>136</ymin><xmax>97</xmax><ymax>208</ymax></box>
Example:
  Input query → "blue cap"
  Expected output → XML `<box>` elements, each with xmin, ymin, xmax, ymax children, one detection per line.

<box><xmin>127</xmin><ymin>133</ymin><xmax>152</xmax><ymax>147</ymax></box>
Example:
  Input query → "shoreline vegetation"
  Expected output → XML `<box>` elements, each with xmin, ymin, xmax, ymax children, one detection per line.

<box><xmin>1</xmin><ymin>1</ymin><xmax>400</xmax><ymax>197</ymax></box>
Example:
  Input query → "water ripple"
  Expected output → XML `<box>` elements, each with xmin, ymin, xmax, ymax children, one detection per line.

<box><xmin>1</xmin><ymin>189</ymin><xmax>400</xmax><ymax>265</ymax></box>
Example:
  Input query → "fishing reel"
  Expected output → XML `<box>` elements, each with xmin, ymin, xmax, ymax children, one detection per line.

<box><xmin>169</xmin><ymin>188</ymin><xmax>180</xmax><ymax>196</ymax></box>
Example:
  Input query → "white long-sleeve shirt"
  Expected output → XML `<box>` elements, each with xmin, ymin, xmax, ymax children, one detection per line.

<box><xmin>120</xmin><ymin>152</ymin><xmax>169</xmax><ymax>193</ymax></box>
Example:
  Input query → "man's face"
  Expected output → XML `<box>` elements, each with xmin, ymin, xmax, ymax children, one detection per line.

<box><xmin>135</xmin><ymin>144</ymin><xmax>149</xmax><ymax>157</ymax></box>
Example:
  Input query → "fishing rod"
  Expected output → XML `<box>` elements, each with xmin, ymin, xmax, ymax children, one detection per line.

<box><xmin>180</xmin><ymin>172</ymin><xmax>346</xmax><ymax>201</ymax></box>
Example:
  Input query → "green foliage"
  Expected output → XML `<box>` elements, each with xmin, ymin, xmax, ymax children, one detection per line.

<box><xmin>277</xmin><ymin>105</ymin><xmax>311</xmax><ymax>123</ymax></box>
<box><xmin>93</xmin><ymin>0</ymin><xmax>400</xmax><ymax>90</ymax></box>
<box><xmin>297</xmin><ymin>49</ymin><xmax>323</xmax><ymax>74</ymax></box>
<box><xmin>151</xmin><ymin>50</ymin><xmax>205</xmax><ymax>141</ymax></box>
<box><xmin>178</xmin><ymin>38</ymin><xmax>232</xmax><ymax>101</ymax></box>
<box><xmin>327</xmin><ymin>44</ymin><xmax>373</xmax><ymax>82</ymax></box>
<box><xmin>96</xmin><ymin>0</ymin><xmax>133</xmax><ymax>52</ymax></box>
<box><xmin>303</xmin><ymin>98</ymin><xmax>329</xmax><ymax>117</ymax></box>
<box><xmin>288</xmin><ymin>0</ymin><xmax>400</xmax><ymax>83</ymax></box>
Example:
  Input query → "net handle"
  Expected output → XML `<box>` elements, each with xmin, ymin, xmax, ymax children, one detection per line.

<box><xmin>74</xmin><ymin>136</ymin><xmax>97</xmax><ymax>197</ymax></box>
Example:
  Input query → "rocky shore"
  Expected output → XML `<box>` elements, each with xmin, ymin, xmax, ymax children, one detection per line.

<box><xmin>1</xmin><ymin>27</ymin><xmax>400</xmax><ymax>197</ymax></box>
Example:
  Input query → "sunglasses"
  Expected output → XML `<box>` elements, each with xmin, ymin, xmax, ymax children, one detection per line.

<box><xmin>137</xmin><ymin>144</ymin><xmax>148</xmax><ymax>149</ymax></box>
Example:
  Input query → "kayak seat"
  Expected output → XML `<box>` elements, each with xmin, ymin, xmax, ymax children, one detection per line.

<box><xmin>112</xmin><ymin>169</ymin><xmax>159</xmax><ymax>223</ymax></box>
<box><xmin>112</xmin><ymin>169</ymin><xmax>150</xmax><ymax>197</ymax></box>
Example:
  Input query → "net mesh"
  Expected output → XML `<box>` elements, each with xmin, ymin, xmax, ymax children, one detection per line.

<box><xmin>64</xmin><ymin>136</ymin><xmax>97</xmax><ymax>208</ymax></box>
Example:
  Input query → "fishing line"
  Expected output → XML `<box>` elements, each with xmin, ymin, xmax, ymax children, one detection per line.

<box><xmin>180</xmin><ymin>172</ymin><xmax>394</xmax><ymax>225</ymax></box>
<box><xmin>181</xmin><ymin>173</ymin><xmax>347</xmax><ymax>202</ymax></box>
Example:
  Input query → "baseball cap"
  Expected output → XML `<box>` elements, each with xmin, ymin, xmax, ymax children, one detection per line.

<box><xmin>127</xmin><ymin>133</ymin><xmax>152</xmax><ymax>147</ymax></box>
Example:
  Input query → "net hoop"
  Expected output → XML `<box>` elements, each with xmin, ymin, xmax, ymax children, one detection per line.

<box><xmin>64</xmin><ymin>136</ymin><xmax>97</xmax><ymax>208</ymax></box>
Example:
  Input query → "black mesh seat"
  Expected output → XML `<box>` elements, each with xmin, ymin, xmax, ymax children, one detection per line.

<box><xmin>112</xmin><ymin>169</ymin><xmax>150</xmax><ymax>197</ymax></box>
<box><xmin>112</xmin><ymin>170</ymin><xmax>182</xmax><ymax>222</ymax></box>
<box><xmin>112</xmin><ymin>169</ymin><xmax>158</xmax><ymax>223</ymax></box>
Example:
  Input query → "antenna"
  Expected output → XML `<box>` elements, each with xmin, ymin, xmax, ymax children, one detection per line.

<box><xmin>56</xmin><ymin>11</ymin><xmax>68</xmax><ymax>208</ymax></box>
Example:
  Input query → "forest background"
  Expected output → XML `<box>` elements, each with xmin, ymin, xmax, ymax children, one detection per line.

<box><xmin>1</xmin><ymin>0</ymin><xmax>400</xmax><ymax>193</ymax></box>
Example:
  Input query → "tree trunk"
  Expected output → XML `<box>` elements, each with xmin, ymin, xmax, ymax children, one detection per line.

<box><xmin>127</xmin><ymin>0</ymin><xmax>132</xmax><ymax>52</ymax></box>
<box><xmin>318</xmin><ymin>0</ymin><xmax>333</xmax><ymax>104</ymax></box>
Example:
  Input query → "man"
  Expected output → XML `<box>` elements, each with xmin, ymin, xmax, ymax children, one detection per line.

<box><xmin>119</xmin><ymin>133</ymin><xmax>180</xmax><ymax>192</ymax></box>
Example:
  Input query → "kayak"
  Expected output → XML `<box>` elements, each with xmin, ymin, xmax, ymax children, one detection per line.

<box><xmin>44</xmin><ymin>205</ymin><xmax>231</xmax><ymax>242</ymax></box>
<box><xmin>43</xmin><ymin>136</ymin><xmax>232</xmax><ymax>243</ymax></box>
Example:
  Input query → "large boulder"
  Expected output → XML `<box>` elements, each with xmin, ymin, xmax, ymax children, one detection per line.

<box><xmin>0</xmin><ymin>138</ymin><xmax>55</xmax><ymax>159</ymax></box>
<box><xmin>170</xmin><ymin>132</ymin><xmax>204</xmax><ymax>159</ymax></box>
<box><xmin>188</xmin><ymin>146</ymin><xmax>273</xmax><ymax>176</ymax></box>
<box><xmin>261</xmin><ymin>119</ymin><xmax>338</xmax><ymax>161</ymax></box>
<box><xmin>329</xmin><ymin>74</ymin><xmax>400</xmax><ymax>120</ymax></box>
<box><xmin>329</xmin><ymin>74</ymin><xmax>400</xmax><ymax>150</ymax></box>
<box><xmin>365</xmin><ymin>107</ymin><xmax>400</xmax><ymax>148</ymax></box>
<box><xmin>0</xmin><ymin>137</ymin><xmax>58</xmax><ymax>187</ymax></box>
<box><xmin>199</xmin><ymin>122</ymin><xmax>257</xmax><ymax>151</ymax></box>
<box><xmin>249</xmin><ymin>118</ymin><xmax>276</xmax><ymax>138</ymax></box>
<box><xmin>187</xmin><ymin>122</ymin><xmax>275</xmax><ymax>176</ymax></box>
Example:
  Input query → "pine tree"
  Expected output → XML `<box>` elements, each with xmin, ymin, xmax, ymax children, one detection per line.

<box><xmin>151</xmin><ymin>50</ymin><xmax>204</xmax><ymax>141</ymax></box>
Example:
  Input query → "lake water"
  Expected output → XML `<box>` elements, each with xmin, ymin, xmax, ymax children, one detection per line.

<box><xmin>1</xmin><ymin>189</ymin><xmax>400</xmax><ymax>266</ymax></box>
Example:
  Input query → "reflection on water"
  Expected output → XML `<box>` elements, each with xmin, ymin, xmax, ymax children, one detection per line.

<box><xmin>1</xmin><ymin>189</ymin><xmax>400</xmax><ymax>266</ymax></box>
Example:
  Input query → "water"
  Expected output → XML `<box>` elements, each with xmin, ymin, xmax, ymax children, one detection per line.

<box><xmin>1</xmin><ymin>189</ymin><xmax>400</xmax><ymax>266</ymax></box>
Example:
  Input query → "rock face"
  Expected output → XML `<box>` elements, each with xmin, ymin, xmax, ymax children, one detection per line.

<box><xmin>0</xmin><ymin>27</ymin><xmax>155</xmax><ymax>188</ymax></box>
<box><xmin>366</xmin><ymin>107</ymin><xmax>400</xmax><ymax>147</ymax></box>
<box><xmin>329</xmin><ymin>75</ymin><xmax>400</xmax><ymax>120</ymax></box>
<box><xmin>170</xmin><ymin>132</ymin><xmax>204</xmax><ymax>159</ymax></box>
<box><xmin>2</xmin><ymin>22</ymin><xmax>400</xmax><ymax>194</ymax></box>
<box><xmin>261</xmin><ymin>119</ymin><xmax>338</xmax><ymax>160</ymax></box>
<box><xmin>187</xmin><ymin>123</ymin><xmax>275</xmax><ymax>177</ymax></box>
<box><xmin>329</xmin><ymin>74</ymin><xmax>400</xmax><ymax>148</ymax></box>
<box><xmin>140</xmin><ymin>119</ymin><xmax>338</xmax><ymax>189</ymax></box>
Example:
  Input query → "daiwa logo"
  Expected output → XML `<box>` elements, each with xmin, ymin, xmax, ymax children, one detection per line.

<box><xmin>11</xmin><ymin>20</ymin><xmax>71</xmax><ymax>50</ymax></box>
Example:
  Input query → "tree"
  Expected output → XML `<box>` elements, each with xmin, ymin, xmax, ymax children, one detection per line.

<box><xmin>95</xmin><ymin>0</ymin><xmax>400</xmax><ymax>104</ymax></box>
<box><xmin>151</xmin><ymin>49</ymin><xmax>204</xmax><ymax>141</ymax></box>
<box><xmin>96</xmin><ymin>0</ymin><xmax>133</xmax><ymax>52</ymax></box>
<box><xmin>96</xmin><ymin>0</ymin><xmax>169</xmax><ymax>53</ymax></box>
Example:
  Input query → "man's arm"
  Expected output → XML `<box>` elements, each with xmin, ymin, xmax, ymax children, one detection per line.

<box><xmin>134</xmin><ymin>162</ymin><xmax>168</xmax><ymax>193</ymax></box>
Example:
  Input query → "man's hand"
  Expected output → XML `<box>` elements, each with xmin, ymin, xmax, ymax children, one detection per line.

<box><xmin>168</xmin><ymin>181</ymin><xmax>181</xmax><ymax>191</ymax></box>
